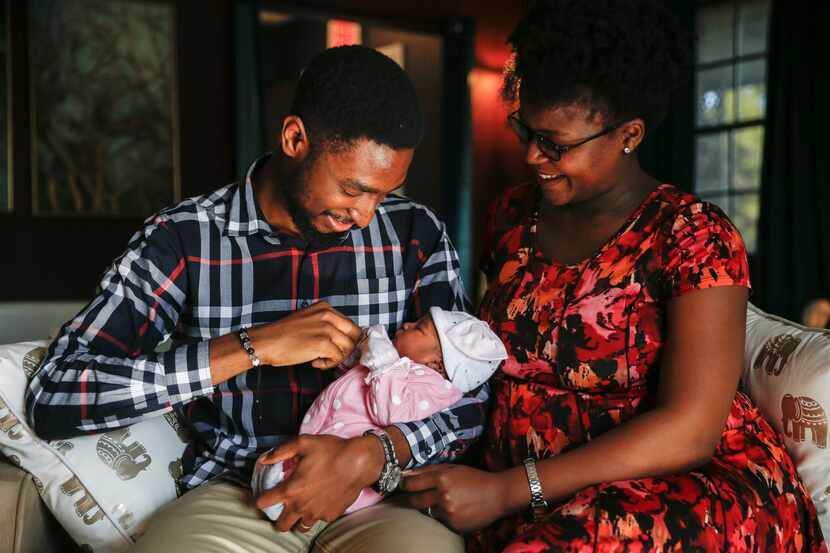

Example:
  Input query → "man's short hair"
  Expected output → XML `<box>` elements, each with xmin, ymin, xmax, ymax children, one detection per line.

<box><xmin>290</xmin><ymin>45</ymin><xmax>424</xmax><ymax>151</ymax></box>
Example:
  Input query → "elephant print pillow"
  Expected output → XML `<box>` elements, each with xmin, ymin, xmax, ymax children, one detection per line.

<box><xmin>744</xmin><ymin>303</ymin><xmax>830</xmax><ymax>537</ymax></box>
<box><xmin>0</xmin><ymin>340</ymin><xmax>191</xmax><ymax>553</ymax></box>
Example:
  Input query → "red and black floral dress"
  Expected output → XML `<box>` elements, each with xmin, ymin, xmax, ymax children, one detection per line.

<box><xmin>468</xmin><ymin>183</ymin><xmax>825</xmax><ymax>552</ymax></box>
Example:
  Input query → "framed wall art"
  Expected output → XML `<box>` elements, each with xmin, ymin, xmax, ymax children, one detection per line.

<box><xmin>0</xmin><ymin>0</ymin><xmax>10</xmax><ymax>211</ymax></box>
<box><xmin>29</xmin><ymin>0</ymin><xmax>179</xmax><ymax>217</ymax></box>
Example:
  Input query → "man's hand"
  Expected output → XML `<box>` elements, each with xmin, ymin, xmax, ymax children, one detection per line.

<box><xmin>209</xmin><ymin>301</ymin><xmax>362</xmax><ymax>386</ymax></box>
<box><xmin>400</xmin><ymin>464</ymin><xmax>517</xmax><ymax>533</ymax></box>
<box><xmin>252</xmin><ymin>301</ymin><xmax>362</xmax><ymax>369</ymax></box>
<box><xmin>255</xmin><ymin>434</ymin><xmax>385</xmax><ymax>532</ymax></box>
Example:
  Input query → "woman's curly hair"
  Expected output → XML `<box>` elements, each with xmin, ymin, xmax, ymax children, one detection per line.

<box><xmin>503</xmin><ymin>0</ymin><xmax>692</xmax><ymax>130</ymax></box>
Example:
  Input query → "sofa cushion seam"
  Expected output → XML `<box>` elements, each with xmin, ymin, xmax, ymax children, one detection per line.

<box><xmin>12</xmin><ymin>470</ymin><xmax>27</xmax><ymax>553</ymax></box>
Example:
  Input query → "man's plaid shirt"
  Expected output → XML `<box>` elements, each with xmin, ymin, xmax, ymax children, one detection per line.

<box><xmin>26</xmin><ymin>156</ymin><xmax>489</xmax><ymax>490</ymax></box>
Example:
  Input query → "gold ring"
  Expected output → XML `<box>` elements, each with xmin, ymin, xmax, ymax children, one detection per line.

<box><xmin>297</xmin><ymin>520</ymin><xmax>314</xmax><ymax>532</ymax></box>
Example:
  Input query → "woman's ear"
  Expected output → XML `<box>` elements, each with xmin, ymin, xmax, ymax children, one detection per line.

<box><xmin>620</xmin><ymin>117</ymin><xmax>647</xmax><ymax>153</ymax></box>
<box><xmin>280</xmin><ymin>115</ymin><xmax>311</xmax><ymax>161</ymax></box>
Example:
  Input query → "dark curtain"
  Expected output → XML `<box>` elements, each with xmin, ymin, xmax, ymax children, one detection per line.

<box><xmin>234</xmin><ymin>0</ymin><xmax>265</xmax><ymax>180</ymax></box>
<box><xmin>441</xmin><ymin>19</ymin><xmax>476</xmax><ymax>295</ymax></box>
<box><xmin>638</xmin><ymin>0</ymin><xmax>695</xmax><ymax>193</ymax></box>
<box><xmin>755</xmin><ymin>0</ymin><xmax>830</xmax><ymax>321</ymax></box>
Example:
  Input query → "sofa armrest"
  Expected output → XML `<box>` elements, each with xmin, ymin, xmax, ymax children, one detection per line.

<box><xmin>0</xmin><ymin>457</ymin><xmax>78</xmax><ymax>553</ymax></box>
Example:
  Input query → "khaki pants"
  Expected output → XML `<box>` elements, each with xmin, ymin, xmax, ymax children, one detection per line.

<box><xmin>130</xmin><ymin>480</ymin><xmax>465</xmax><ymax>553</ymax></box>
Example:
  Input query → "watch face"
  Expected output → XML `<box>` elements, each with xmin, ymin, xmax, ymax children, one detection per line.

<box><xmin>384</xmin><ymin>465</ymin><xmax>402</xmax><ymax>493</ymax></box>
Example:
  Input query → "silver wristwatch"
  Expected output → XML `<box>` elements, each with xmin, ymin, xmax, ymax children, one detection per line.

<box><xmin>364</xmin><ymin>429</ymin><xmax>402</xmax><ymax>495</ymax></box>
<box><xmin>523</xmin><ymin>457</ymin><xmax>549</xmax><ymax>520</ymax></box>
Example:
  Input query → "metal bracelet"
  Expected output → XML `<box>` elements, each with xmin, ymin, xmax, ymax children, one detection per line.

<box><xmin>238</xmin><ymin>327</ymin><xmax>261</xmax><ymax>367</ymax></box>
<box><xmin>523</xmin><ymin>457</ymin><xmax>549</xmax><ymax>521</ymax></box>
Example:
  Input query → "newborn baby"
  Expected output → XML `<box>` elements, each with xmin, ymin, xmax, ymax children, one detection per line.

<box><xmin>251</xmin><ymin>306</ymin><xmax>507</xmax><ymax>521</ymax></box>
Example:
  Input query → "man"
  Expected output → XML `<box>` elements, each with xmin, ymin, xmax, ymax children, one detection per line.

<box><xmin>26</xmin><ymin>46</ymin><xmax>485</xmax><ymax>552</ymax></box>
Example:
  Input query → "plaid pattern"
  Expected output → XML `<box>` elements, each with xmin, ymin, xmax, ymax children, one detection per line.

<box><xmin>26</xmin><ymin>155</ymin><xmax>488</xmax><ymax>489</ymax></box>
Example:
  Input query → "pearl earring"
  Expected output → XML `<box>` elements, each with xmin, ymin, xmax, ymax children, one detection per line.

<box><xmin>623</xmin><ymin>146</ymin><xmax>632</xmax><ymax>155</ymax></box>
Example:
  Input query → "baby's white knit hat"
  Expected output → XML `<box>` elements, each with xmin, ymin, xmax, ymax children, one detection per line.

<box><xmin>429</xmin><ymin>307</ymin><xmax>508</xmax><ymax>393</ymax></box>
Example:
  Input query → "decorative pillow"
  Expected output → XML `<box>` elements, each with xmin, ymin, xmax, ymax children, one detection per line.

<box><xmin>0</xmin><ymin>340</ymin><xmax>190</xmax><ymax>552</ymax></box>
<box><xmin>743</xmin><ymin>303</ymin><xmax>830</xmax><ymax>536</ymax></box>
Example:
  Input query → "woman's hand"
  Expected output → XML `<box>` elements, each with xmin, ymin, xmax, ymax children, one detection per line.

<box><xmin>400</xmin><ymin>464</ymin><xmax>520</xmax><ymax>533</ymax></box>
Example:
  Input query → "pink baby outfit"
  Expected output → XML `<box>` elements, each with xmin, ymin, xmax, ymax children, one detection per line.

<box><xmin>252</xmin><ymin>324</ymin><xmax>463</xmax><ymax>520</ymax></box>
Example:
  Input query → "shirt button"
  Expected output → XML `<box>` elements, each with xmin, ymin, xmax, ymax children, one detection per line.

<box><xmin>300</xmin><ymin>301</ymin><xmax>309</xmax><ymax>308</ymax></box>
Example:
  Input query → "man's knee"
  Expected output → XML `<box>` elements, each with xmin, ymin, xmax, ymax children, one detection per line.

<box><xmin>313</xmin><ymin>497</ymin><xmax>464</xmax><ymax>553</ymax></box>
<box><xmin>131</xmin><ymin>481</ymin><xmax>317</xmax><ymax>553</ymax></box>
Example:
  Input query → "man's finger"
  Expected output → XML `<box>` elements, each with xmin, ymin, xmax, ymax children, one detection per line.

<box><xmin>337</xmin><ymin>318</ymin><xmax>363</xmax><ymax>341</ymax></box>
<box><xmin>256</xmin><ymin>482</ymin><xmax>287</xmax><ymax>510</ymax></box>
<box><xmin>314</xmin><ymin>340</ymin><xmax>345</xmax><ymax>367</ymax></box>
<box><xmin>259</xmin><ymin>441</ymin><xmax>301</xmax><ymax>465</ymax></box>
<box><xmin>310</xmin><ymin>332</ymin><xmax>356</xmax><ymax>369</ymax></box>
<box><xmin>325</xmin><ymin>325</ymin><xmax>359</xmax><ymax>358</ymax></box>
<box><xmin>274</xmin><ymin>507</ymin><xmax>302</xmax><ymax>533</ymax></box>
<box><xmin>305</xmin><ymin>300</ymin><xmax>330</xmax><ymax>312</ymax></box>
<box><xmin>319</xmin><ymin>308</ymin><xmax>362</xmax><ymax>341</ymax></box>
<box><xmin>294</xmin><ymin>518</ymin><xmax>317</xmax><ymax>534</ymax></box>
<box><xmin>312</xmin><ymin>357</ymin><xmax>340</xmax><ymax>370</ymax></box>
<box><xmin>311</xmin><ymin>357</ymin><xmax>333</xmax><ymax>369</ymax></box>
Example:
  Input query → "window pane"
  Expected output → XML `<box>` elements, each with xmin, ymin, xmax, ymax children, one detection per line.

<box><xmin>733</xmin><ymin>193</ymin><xmax>760</xmax><ymax>253</ymax></box>
<box><xmin>696</xmin><ymin>132</ymin><xmax>730</xmax><ymax>195</ymax></box>
<box><xmin>737</xmin><ymin>60</ymin><xmax>766</xmax><ymax>121</ymax></box>
<box><xmin>697</xmin><ymin>65</ymin><xmax>735</xmax><ymax>126</ymax></box>
<box><xmin>697</xmin><ymin>3</ymin><xmax>734</xmax><ymax>64</ymax></box>
<box><xmin>738</xmin><ymin>0</ymin><xmax>770</xmax><ymax>56</ymax></box>
<box><xmin>733</xmin><ymin>126</ymin><xmax>764</xmax><ymax>191</ymax></box>
<box><xmin>702</xmin><ymin>193</ymin><xmax>733</xmax><ymax>218</ymax></box>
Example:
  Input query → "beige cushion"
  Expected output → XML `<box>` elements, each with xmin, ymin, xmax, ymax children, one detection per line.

<box><xmin>743</xmin><ymin>303</ymin><xmax>830</xmax><ymax>535</ymax></box>
<box><xmin>0</xmin><ymin>341</ymin><xmax>189</xmax><ymax>552</ymax></box>
<box><xmin>0</xmin><ymin>457</ymin><xmax>77</xmax><ymax>553</ymax></box>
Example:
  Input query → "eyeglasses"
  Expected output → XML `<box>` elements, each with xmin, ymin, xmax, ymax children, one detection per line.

<box><xmin>507</xmin><ymin>111</ymin><xmax>621</xmax><ymax>161</ymax></box>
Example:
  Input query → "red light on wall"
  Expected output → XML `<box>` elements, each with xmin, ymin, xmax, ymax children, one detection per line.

<box><xmin>327</xmin><ymin>20</ymin><xmax>362</xmax><ymax>48</ymax></box>
<box><xmin>469</xmin><ymin>66</ymin><xmax>531</xmax><ymax>224</ymax></box>
<box><xmin>469</xmin><ymin>67</ymin><xmax>523</xmax><ymax>168</ymax></box>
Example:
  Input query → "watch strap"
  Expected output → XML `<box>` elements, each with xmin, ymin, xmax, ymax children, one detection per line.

<box><xmin>364</xmin><ymin>429</ymin><xmax>400</xmax><ymax>494</ymax></box>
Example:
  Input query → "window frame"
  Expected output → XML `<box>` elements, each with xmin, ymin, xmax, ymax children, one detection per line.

<box><xmin>692</xmin><ymin>0</ymin><xmax>769</xmax><ymax>254</ymax></box>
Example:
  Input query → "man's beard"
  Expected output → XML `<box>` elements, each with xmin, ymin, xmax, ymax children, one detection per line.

<box><xmin>280</xmin><ymin>158</ymin><xmax>352</xmax><ymax>247</ymax></box>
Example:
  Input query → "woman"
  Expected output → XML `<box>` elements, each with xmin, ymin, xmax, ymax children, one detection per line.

<box><xmin>401</xmin><ymin>0</ymin><xmax>825</xmax><ymax>551</ymax></box>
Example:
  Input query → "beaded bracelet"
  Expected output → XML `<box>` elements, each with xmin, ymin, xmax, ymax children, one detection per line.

<box><xmin>238</xmin><ymin>327</ymin><xmax>261</xmax><ymax>367</ymax></box>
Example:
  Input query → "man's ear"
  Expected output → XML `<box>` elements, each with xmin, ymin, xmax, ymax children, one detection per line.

<box><xmin>280</xmin><ymin>115</ymin><xmax>311</xmax><ymax>161</ymax></box>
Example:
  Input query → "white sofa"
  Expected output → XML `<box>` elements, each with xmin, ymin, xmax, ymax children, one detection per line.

<box><xmin>1</xmin><ymin>303</ymin><xmax>829</xmax><ymax>552</ymax></box>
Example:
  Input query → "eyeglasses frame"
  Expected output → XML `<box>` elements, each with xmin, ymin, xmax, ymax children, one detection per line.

<box><xmin>507</xmin><ymin>110</ymin><xmax>625</xmax><ymax>161</ymax></box>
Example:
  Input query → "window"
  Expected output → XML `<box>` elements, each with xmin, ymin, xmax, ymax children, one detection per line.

<box><xmin>694</xmin><ymin>0</ymin><xmax>770</xmax><ymax>253</ymax></box>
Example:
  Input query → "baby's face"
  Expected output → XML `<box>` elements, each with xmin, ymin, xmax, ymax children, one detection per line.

<box><xmin>393</xmin><ymin>315</ymin><xmax>446</xmax><ymax>376</ymax></box>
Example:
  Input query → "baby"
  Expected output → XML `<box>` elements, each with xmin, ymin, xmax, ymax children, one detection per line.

<box><xmin>251</xmin><ymin>306</ymin><xmax>507</xmax><ymax>521</ymax></box>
